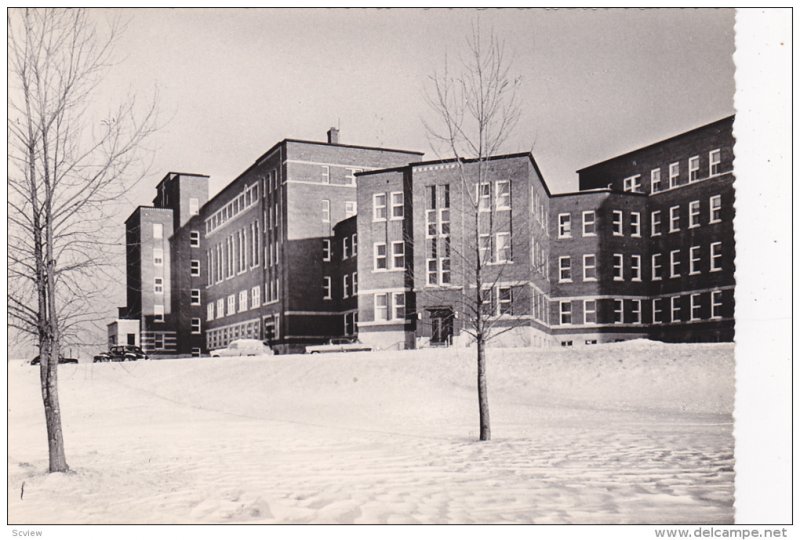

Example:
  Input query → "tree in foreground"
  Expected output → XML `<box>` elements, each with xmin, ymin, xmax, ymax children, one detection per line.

<box><xmin>424</xmin><ymin>23</ymin><xmax>523</xmax><ymax>441</ymax></box>
<box><xmin>8</xmin><ymin>8</ymin><xmax>157</xmax><ymax>472</ymax></box>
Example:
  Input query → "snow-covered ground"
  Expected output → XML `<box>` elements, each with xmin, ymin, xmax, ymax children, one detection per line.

<box><xmin>8</xmin><ymin>341</ymin><xmax>734</xmax><ymax>524</ymax></box>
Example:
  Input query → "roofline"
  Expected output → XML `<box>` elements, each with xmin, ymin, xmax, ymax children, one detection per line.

<box><xmin>284</xmin><ymin>138</ymin><xmax>424</xmax><ymax>156</ymax></box>
<box><xmin>154</xmin><ymin>171</ymin><xmax>210</xmax><ymax>189</ymax></box>
<box><xmin>356</xmin><ymin>165</ymin><xmax>410</xmax><ymax>177</ymax></box>
<box><xmin>576</xmin><ymin>114</ymin><xmax>735</xmax><ymax>173</ymax></box>
<box><xmin>550</xmin><ymin>188</ymin><xmax>647</xmax><ymax>198</ymax></box>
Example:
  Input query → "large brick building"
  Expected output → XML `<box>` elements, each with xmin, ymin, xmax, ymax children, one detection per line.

<box><xmin>110</xmin><ymin>116</ymin><xmax>734</xmax><ymax>354</ymax></box>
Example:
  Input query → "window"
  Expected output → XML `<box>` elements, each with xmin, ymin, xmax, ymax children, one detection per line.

<box><xmin>670</xmin><ymin>296</ymin><xmax>681</xmax><ymax>322</ymax></box>
<box><xmin>154</xmin><ymin>304</ymin><xmax>164</xmax><ymax>323</ymax></box>
<box><xmin>322</xmin><ymin>239</ymin><xmax>331</xmax><ymax>261</ymax></box>
<box><xmin>583</xmin><ymin>254</ymin><xmax>596</xmax><ymax>281</ymax></box>
<box><xmin>478</xmin><ymin>182</ymin><xmax>491</xmax><ymax>211</ymax></box>
<box><xmin>391</xmin><ymin>292</ymin><xmax>405</xmax><ymax>320</ymax></box>
<box><xmin>559</xmin><ymin>301</ymin><xmax>572</xmax><ymax>325</ymax></box>
<box><xmin>391</xmin><ymin>192</ymin><xmax>404</xmax><ymax>219</ymax></box>
<box><xmin>631</xmin><ymin>299</ymin><xmax>641</xmax><ymax>324</ymax></box>
<box><xmin>217</xmin><ymin>298</ymin><xmax>224</xmax><ymax>318</ymax></box>
<box><xmin>343</xmin><ymin>237</ymin><xmax>350</xmax><ymax>259</ymax></box>
<box><xmin>689</xmin><ymin>200</ymin><xmax>700</xmax><ymax>228</ymax></box>
<box><xmin>710</xmin><ymin>242</ymin><xmax>722</xmax><ymax>272</ymax></box>
<box><xmin>153</xmin><ymin>334</ymin><xmax>164</xmax><ymax>350</ymax></box>
<box><xmin>631</xmin><ymin>255</ymin><xmax>641</xmax><ymax>281</ymax></box>
<box><xmin>343</xmin><ymin>274</ymin><xmax>350</xmax><ymax>299</ymax></box>
<box><xmin>154</xmin><ymin>277</ymin><xmax>163</xmax><ymax>294</ymax></box>
<box><xmin>669</xmin><ymin>206</ymin><xmax>680</xmax><ymax>232</ymax></box>
<box><xmin>584</xmin><ymin>300</ymin><xmax>597</xmax><ymax>324</ymax></box>
<box><xmin>479</xmin><ymin>234</ymin><xmax>491</xmax><ymax>264</ymax></box>
<box><xmin>690</xmin><ymin>294</ymin><xmax>701</xmax><ymax>321</ymax></box>
<box><xmin>709</xmin><ymin>195</ymin><xmax>722</xmax><ymax>223</ymax></box>
<box><xmin>688</xmin><ymin>156</ymin><xmax>700</xmax><ymax>182</ymax></box>
<box><xmin>191</xmin><ymin>318</ymin><xmax>201</xmax><ymax>334</ymax></box>
<box><xmin>352</xmin><ymin>234</ymin><xmax>357</xmax><ymax>255</ymax></box>
<box><xmin>709</xmin><ymin>149</ymin><xmax>721</xmax><ymax>175</ymax></box>
<box><xmin>630</xmin><ymin>212</ymin><xmax>641</xmax><ymax>237</ymax></box>
<box><xmin>153</xmin><ymin>248</ymin><xmax>163</xmax><ymax>266</ymax></box>
<box><xmin>189</xmin><ymin>198</ymin><xmax>199</xmax><ymax>215</ymax></box>
<box><xmin>613</xmin><ymin>299</ymin><xmax>623</xmax><ymax>324</ymax></box>
<box><xmin>321</xmin><ymin>165</ymin><xmax>330</xmax><ymax>184</ymax></box>
<box><xmin>190</xmin><ymin>231</ymin><xmax>200</xmax><ymax>247</ymax></box>
<box><xmin>373</xmin><ymin>194</ymin><xmax>387</xmax><ymax>220</ymax></box>
<box><xmin>711</xmin><ymin>290</ymin><xmax>722</xmax><ymax>319</ymax></box>
<box><xmin>652</xmin><ymin>253</ymin><xmax>662</xmax><ymax>281</ymax></box>
<box><xmin>191</xmin><ymin>260</ymin><xmax>200</xmax><ymax>276</ymax></box>
<box><xmin>559</xmin><ymin>256</ymin><xmax>572</xmax><ymax>282</ymax></box>
<box><xmin>670</xmin><ymin>250</ymin><xmax>681</xmax><ymax>278</ymax></box>
<box><xmin>251</xmin><ymin>286</ymin><xmax>260</xmax><ymax>308</ymax></box>
<box><xmin>612</xmin><ymin>211</ymin><xmax>623</xmax><ymax>236</ymax></box>
<box><xmin>153</xmin><ymin>223</ymin><xmax>163</xmax><ymax>239</ymax></box>
<box><xmin>345</xmin><ymin>201</ymin><xmax>357</xmax><ymax>218</ymax></box>
<box><xmin>613</xmin><ymin>254</ymin><xmax>624</xmax><ymax>281</ymax></box>
<box><xmin>652</xmin><ymin>298</ymin><xmax>662</xmax><ymax>323</ymax></box>
<box><xmin>374</xmin><ymin>243</ymin><xmax>387</xmax><ymax>270</ymax></box>
<box><xmin>321</xmin><ymin>199</ymin><xmax>330</xmax><ymax>223</ymax></box>
<box><xmin>582</xmin><ymin>211</ymin><xmax>596</xmax><ymax>236</ymax></box>
<box><xmin>495</xmin><ymin>233</ymin><xmax>511</xmax><ymax>263</ymax></box>
<box><xmin>322</xmin><ymin>276</ymin><xmax>332</xmax><ymax>300</ymax></box>
<box><xmin>623</xmin><ymin>175</ymin><xmax>641</xmax><ymax>193</ymax></box>
<box><xmin>346</xmin><ymin>168</ymin><xmax>362</xmax><ymax>186</ymax></box>
<box><xmin>651</xmin><ymin>168</ymin><xmax>662</xmax><ymax>193</ymax></box>
<box><xmin>352</xmin><ymin>272</ymin><xmax>358</xmax><ymax>294</ymax></box>
<box><xmin>669</xmin><ymin>162</ymin><xmax>679</xmax><ymax>188</ymax></box>
<box><xmin>191</xmin><ymin>289</ymin><xmax>200</xmax><ymax>305</ymax></box>
<box><xmin>498</xmin><ymin>287</ymin><xmax>512</xmax><ymax>315</ymax></box>
<box><xmin>651</xmin><ymin>210</ymin><xmax>661</xmax><ymax>236</ymax></box>
<box><xmin>207</xmin><ymin>303</ymin><xmax>214</xmax><ymax>322</ymax></box>
<box><xmin>689</xmin><ymin>246</ymin><xmax>701</xmax><ymax>275</ymax></box>
<box><xmin>375</xmin><ymin>294</ymin><xmax>388</xmax><ymax>321</ymax></box>
<box><xmin>558</xmin><ymin>213</ymin><xmax>571</xmax><ymax>238</ymax></box>
<box><xmin>391</xmin><ymin>241</ymin><xmax>405</xmax><ymax>269</ymax></box>
<box><xmin>496</xmin><ymin>180</ymin><xmax>511</xmax><ymax>210</ymax></box>
<box><xmin>239</xmin><ymin>290</ymin><xmax>248</xmax><ymax>312</ymax></box>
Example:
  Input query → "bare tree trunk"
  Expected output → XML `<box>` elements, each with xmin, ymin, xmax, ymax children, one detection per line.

<box><xmin>40</xmin><ymin>347</ymin><xmax>68</xmax><ymax>472</ymax></box>
<box><xmin>477</xmin><ymin>335</ymin><xmax>490</xmax><ymax>441</ymax></box>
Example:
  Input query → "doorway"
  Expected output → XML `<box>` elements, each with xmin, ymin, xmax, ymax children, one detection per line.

<box><xmin>429</xmin><ymin>308</ymin><xmax>454</xmax><ymax>346</ymax></box>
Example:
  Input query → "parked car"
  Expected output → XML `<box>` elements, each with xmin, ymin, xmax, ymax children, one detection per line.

<box><xmin>93</xmin><ymin>345</ymin><xmax>149</xmax><ymax>363</ymax></box>
<box><xmin>210</xmin><ymin>339</ymin><xmax>273</xmax><ymax>358</ymax></box>
<box><xmin>30</xmin><ymin>354</ymin><xmax>79</xmax><ymax>366</ymax></box>
<box><xmin>306</xmin><ymin>338</ymin><xmax>373</xmax><ymax>354</ymax></box>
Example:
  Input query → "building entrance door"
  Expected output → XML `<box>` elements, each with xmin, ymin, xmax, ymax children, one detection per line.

<box><xmin>429</xmin><ymin>308</ymin><xmax>454</xmax><ymax>346</ymax></box>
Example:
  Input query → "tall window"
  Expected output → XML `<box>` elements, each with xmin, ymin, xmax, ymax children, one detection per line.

<box><xmin>710</xmin><ymin>242</ymin><xmax>722</xmax><ymax>271</ymax></box>
<box><xmin>631</xmin><ymin>255</ymin><xmax>641</xmax><ymax>281</ymax></box>
<box><xmin>623</xmin><ymin>175</ymin><xmax>641</xmax><ymax>192</ymax></box>
<box><xmin>390</xmin><ymin>192</ymin><xmax>404</xmax><ymax>219</ymax></box>
<box><xmin>613</xmin><ymin>253</ymin><xmax>624</xmax><ymax>281</ymax></box>
<box><xmin>559</xmin><ymin>301</ymin><xmax>572</xmax><ymax>325</ymax></box>
<box><xmin>392</xmin><ymin>293</ymin><xmax>405</xmax><ymax>320</ymax></box>
<box><xmin>346</xmin><ymin>168</ymin><xmax>362</xmax><ymax>185</ymax></box>
<box><xmin>352</xmin><ymin>234</ymin><xmax>357</xmax><ymax>255</ymax></box>
<box><xmin>227</xmin><ymin>295</ymin><xmax>236</xmax><ymax>315</ymax></box>
<box><xmin>670</xmin><ymin>250</ymin><xmax>681</xmax><ymax>278</ymax></box>
<box><xmin>321</xmin><ymin>199</ymin><xmax>330</xmax><ymax>223</ymax></box>
<box><xmin>651</xmin><ymin>210</ymin><xmax>662</xmax><ymax>236</ymax></box>
<box><xmin>689</xmin><ymin>246</ymin><xmax>701</xmax><ymax>275</ymax></box>
<box><xmin>582</xmin><ymin>211</ymin><xmax>596</xmax><ymax>236</ymax></box>
<box><xmin>670</xmin><ymin>296</ymin><xmax>681</xmax><ymax>322</ymax></box>
<box><xmin>690</xmin><ymin>294</ymin><xmax>701</xmax><ymax>321</ymax></box>
<box><xmin>251</xmin><ymin>286</ymin><xmax>260</xmax><ymax>308</ymax></box>
<box><xmin>711</xmin><ymin>290</ymin><xmax>722</xmax><ymax>319</ymax></box>
<box><xmin>343</xmin><ymin>237</ymin><xmax>350</xmax><ymax>259</ymax></box>
<box><xmin>669</xmin><ymin>162</ymin><xmax>680</xmax><ymax>188</ymax></box>
<box><xmin>343</xmin><ymin>275</ymin><xmax>350</xmax><ymax>298</ymax></box>
<box><xmin>352</xmin><ymin>272</ymin><xmax>358</xmax><ymax>294</ymax></box>
<box><xmin>652</xmin><ymin>253</ymin><xmax>662</xmax><ymax>281</ymax></box>
<box><xmin>391</xmin><ymin>241</ymin><xmax>405</xmax><ymax>269</ymax></box>
<box><xmin>584</xmin><ymin>300</ymin><xmax>597</xmax><ymax>324</ymax></box>
<box><xmin>375</xmin><ymin>294</ymin><xmax>388</xmax><ymax>321</ymax></box>
<box><xmin>631</xmin><ymin>299</ymin><xmax>641</xmax><ymax>324</ymax></box>
<box><xmin>709</xmin><ymin>195</ymin><xmax>722</xmax><ymax>223</ymax></box>
<box><xmin>154</xmin><ymin>277</ymin><xmax>163</xmax><ymax>294</ymax></box>
<box><xmin>688</xmin><ymin>156</ymin><xmax>700</xmax><ymax>182</ymax></box>
<box><xmin>207</xmin><ymin>303</ymin><xmax>215</xmax><ymax>322</ymax></box>
<box><xmin>191</xmin><ymin>289</ymin><xmax>200</xmax><ymax>305</ymax></box>
<box><xmin>495</xmin><ymin>233</ymin><xmax>511</xmax><ymax>263</ymax></box>
<box><xmin>498</xmin><ymin>287</ymin><xmax>512</xmax><ymax>315</ymax></box>
<box><xmin>321</xmin><ymin>165</ymin><xmax>330</xmax><ymax>184</ymax></box>
<box><xmin>154</xmin><ymin>304</ymin><xmax>164</xmax><ymax>323</ymax></box>
<box><xmin>373</xmin><ymin>194</ymin><xmax>387</xmax><ymax>220</ymax></box>
<box><xmin>583</xmin><ymin>254</ymin><xmax>596</xmax><ymax>281</ymax></box>
<box><xmin>479</xmin><ymin>235</ymin><xmax>491</xmax><ymax>264</ymax></box>
<box><xmin>374</xmin><ymin>243</ymin><xmax>387</xmax><ymax>270</ymax></box>
<box><xmin>239</xmin><ymin>290</ymin><xmax>248</xmax><ymax>312</ymax></box>
<box><xmin>630</xmin><ymin>212</ymin><xmax>641</xmax><ymax>237</ymax></box>
<box><xmin>651</xmin><ymin>168</ymin><xmax>662</xmax><ymax>193</ymax></box>
<box><xmin>190</xmin><ymin>231</ymin><xmax>200</xmax><ymax>247</ymax></box>
<box><xmin>669</xmin><ymin>206</ymin><xmax>680</xmax><ymax>232</ymax></box>
<box><xmin>322</xmin><ymin>239</ymin><xmax>331</xmax><ymax>261</ymax></box>
<box><xmin>689</xmin><ymin>200</ymin><xmax>701</xmax><ymax>228</ymax></box>
<box><xmin>613</xmin><ymin>299</ymin><xmax>623</xmax><ymax>324</ymax></box>
<box><xmin>345</xmin><ymin>201</ymin><xmax>357</xmax><ymax>218</ymax></box>
<box><xmin>217</xmin><ymin>298</ymin><xmax>225</xmax><ymax>318</ymax></box>
<box><xmin>558</xmin><ymin>213</ymin><xmax>571</xmax><ymax>238</ymax></box>
<box><xmin>478</xmin><ymin>183</ymin><xmax>491</xmax><ymax>211</ymax></box>
<box><xmin>191</xmin><ymin>260</ymin><xmax>200</xmax><ymax>276</ymax></box>
<box><xmin>153</xmin><ymin>223</ymin><xmax>163</xmax><ymax>239</ymax></box>
<box><xmin>709</xmin><ymin>149</ymin><xmax>721</xmax><ymax>175</ymax></box>
<box><xmin>559</xmin><ymin>256</ymin><xmax>572</xmax><ymax>282</ymax></box>
<box><xmin>652</xmin><ymin>298</ymin><xmax>662</xmax><ymax>323</ymax></box>
<box><xmin>323</xmin><ymin>276</ymin><xmax>332</xmax><ymax>300</ymax></box>
<box><xmin>496</xmin><ymin>181</ymin><xmax>511</xmax><ymax>210</ymax></box>
<box><xmin>612</xmin><ymin>211</ymin><xmax>623</xmax><ymax>236</ymax></box>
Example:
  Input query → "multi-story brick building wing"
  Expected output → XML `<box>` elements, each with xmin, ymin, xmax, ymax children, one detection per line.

<box><xmin>109</xmin><ymin>116</ymin><xmax>734</xmax><ymax>355</ymax></box>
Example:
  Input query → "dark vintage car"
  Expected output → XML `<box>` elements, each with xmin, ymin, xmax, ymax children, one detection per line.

<box><xmin>30</xmin><ymin>354</ymin><xmax>79</xmax><ymax>366</ymax></box>
<box><xmin>93</xmin><ymin>345</ymin><xmax>149</xmax><ymax>363</ymax></box>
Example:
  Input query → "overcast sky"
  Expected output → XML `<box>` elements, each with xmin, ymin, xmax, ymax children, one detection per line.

<box><xmin>91</xmin><ymin>8</ymin><xmax>735</xmax><ymax>205</ymax></box>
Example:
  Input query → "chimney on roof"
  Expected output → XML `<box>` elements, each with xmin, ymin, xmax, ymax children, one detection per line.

<box><xmin>327</xmin><ymin>127</ymin><xmax>339</xmax><ymax>145</ymax></box>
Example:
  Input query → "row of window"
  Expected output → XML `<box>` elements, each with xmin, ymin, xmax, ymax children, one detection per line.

<box><xmin>477</xmin><ymin>180</ymin><xmax>511</xmax><ymax>212</ymax></box>
<box><xmin>207</xmin><ymin>221</ymin><xmax>261</xmax><ymax>285</ymax></box>
<box><xmin>322</xmin><ymin>234</ymin><xmax>358</xmax><ymax>262</ymax></box>
<box><xmin>206</xmin><ymin>183</ymin><xmax>259</xmax><ymax>234</ymax></box>
<box><xmin>373</xmin><ymin>192</ymin><xmax>404</xmax><ymax>221</ymax></box>
<box><xmin>624</xmin><ymin>149</ymin><xmax>722</xmax><ymax>193</ymax></box>
<box><xmin>206</xmin><ymin>318</ymin><xmax>265</xmax><ymax>351</ymax></box>
<box><xmin>557</xmin><ymin>242</ymin><xmax>724</xmax><ymax>283</ymax></box>
<box><xmin>320</xmin><ymin>165</ymin><xmax>362</xmax><ymax>186</ymax></box>
<box><xmin>207</xmin><ymin>280</ymin><xmax>281</xmax><ymax>321</ymax></box>
<box><xmin>651</xmin><ymin>195</ymin><xmax>722</xmax><ymax>236</ymax></box>
<box><xmin>558</xmin><ymin>290</ymin><xmax>726</xmax><ymax>325</ymax></box>
<box><xmin>322</xmin><ymin>272</ymin><xmax>359</xmax><ymax>300</ymax></box>
<box><xmin>321</xmin><ymin>199</ymin><xmax>357</xmax><ymax>223</ymax></box>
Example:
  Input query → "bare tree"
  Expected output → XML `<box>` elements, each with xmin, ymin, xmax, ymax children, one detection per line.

<box><xmin>8</xmin><ymin>8</ymin><xmax>157</xmax><ymax>472</ymax></box>
<box><xmin>424</xmin><ymin>23</ymin><xmax>523</xmax><ymax>441</ymax></box>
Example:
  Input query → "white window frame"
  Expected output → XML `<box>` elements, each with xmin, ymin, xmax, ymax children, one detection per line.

<box><xmin>191</xmin><ymin>289</ymin><xmax>200</xmax><ymax>306</ymax></box>
<box><xmin>690</xmin><ymin>294</ymin><xmax>702</xmax><ymax>321</ymax></box>
<box><xmin>495</xmin><ymin>180</ymin><xmax>511</xmax><ymax>210</ymax></box>
<box><xmin>497</xmin><ymin>286</ymin><xmax>512</xmax><ymax>316</ymax></box>
<box><xmin>478</xmin><ymin>182</ymin><xmax>491</xmax><ymax>212</ymax></box>
<box><xmin>392</xmin><ymin>292</ymin><xmax>405</xmax><ymax>321</ymax></box>
<box><xmin>670</xmin><ymin>296</ymin><xmax>681</xmax><ymax>323</ymax></box>
<box><xmin>352</xmin><ymin>272</ymin><xmax>358</xmax><ymax>294</ymax></box>
<box><xmin>343</xmin><ymin>237</ymin><xmax>350</xmax><ymax>259</ymax></box>
<box><xmin>189</xmin><ymin>198</ymin><xmax>199</xmax><ymax>216</ymax></box>
<box><xmin>631</xmin><ymin>299</ymin><xmax>641</xmax><ymax>324</ymax></box>
<box><xmin>190</xmin><ymin>259</ymin><xmax>200</xmax><ymax>276</ymax></box>
<box><xmin>583</xmin><ymin>299</ymin><xmax>597</xmax><ymax>325</ymax></box>
<box><xmin>711</xmin><ymin>290</ymin><xmax>722</xmax><ymax>319</ymax></box>
<box><xmin>190</xmin><ymin>231</ymin><xmax>200</xmax><ymax>248</ymax></box>
<box><xmin>154</xmin><ymin>277</ymin><xmax>163</xmax><ymax>294</ymax></box>
<box><xmin>630</xmin><ymin>212</ymin><xmax>641</xmax><ymax>237</ymax></box>
<box><xmin>651</xmin><ymin>210</ymin><xmax>661</xmax><ymax>237</ymax></box>
<box><xmin>495</xmin><ymin>232</ymin><xmax>511</xmax><ymax>263</ymax></box>
<box><xmin>689</xmin><ymin>246</ymin><xmax>701</xmax><ymax>275</ymax></box>
<box><xmin>323</xmin><ymin>276</ymin><xmax>332</xmax><ymax>300</ymax></box>
<box><xmin>652</xmin><ymin>253</ymin><xmax>662</xmax><ymax>281</ymax></box>
<box><xmin>651</xmin><ymin>168</ymin><xmax>662</xmax><ymax>193</ymax></box>
<box><xmin>391</xmin><ymin>241</ymin><xmax>405</xmax><ymax>269</ymax></box>
<box><xmin>321</xmin><ymin>199</ymin><xmax>330</xmax><ymax>223</ymax></box>
<box><xmin>557</xmin><ymin>213</ymin><xmax>571</xmax><ymax>238</ymax></box>
<box><xmin>227</xmin><ymin>294</ymin><xmax>236</xmax><ymax>316</ymax></box>
<box><xmin>669</xmin><ymin>162</ymin><xmax>680</xmax><ymax>188</ymax></box>
<box><xmin>251</xmin><ymin>286</ymin><xmax>260</xmax><ymax>308</ymax></box>
<box><xmin>216</xmin><ymin>298</ymin><xmax>225</xmax><ymax>318</ymax></box>
<box><xmin>689</xmin><ymin>200</ymin><xmax>701</xmax><ymax>228</ymax></box>
<box><xmin>374</xmin><ymin>293</ymin><xmax>388</xmax><ymax>321</ymax></box>
<box><xmin>709</xmin><ymin>195</ymin><xmax>722</xmax><ymax>223</ymax></box>
<box><xmin>153</xmin><ymin>223</ymin><xmax>163</xmax><ymax>239</ymax></box>
<box><xmin>373</xmin><ymin>242</ymin><xmax>387</xmax><ymax>271</ymax></box>
<box><xmin>652</xmin><ymin>298</ymin><xmax>662</xmax><ymax>324</ymax></box>
<box><xmin>612</xmin><ymin>210</ymin><xmax>623</xmax><ymax>236</ymax></box>
<box><xmin>582</xmin><ymin>254</ymin><xmax>596</xmax><ymax>282</ymax></box>
<box><xmin>631</xmin><ymin>255</ymin><xmax>641</xmax><ymax>282</ymax></box>
<box><xmin>688</xmin><ymin>156</ymin><xmax>700</xmax><ymax>182</ymax></box>
<box><xmin>239</xmin><ymin>290</ymin><xmax>248</xmax><ymax>312</ymax></box>
<box><xmin>582</xmin><ymin>211</ymin><xmax>596</xmax><ymax>237</ymax></box>
<box><xmin>558</xmin><ymin>256</ymin><xmax>572</xmax><ymax>283</ymax></box>
<box><xmin>343</xmin><ymin>274</ymin><xmax>350</xmax><ymax>299</ymax></box>
<box><xmin>559</xmin><ymin>301</ymin><xmax>572</xmax><ymax>325</ymax></box>
<box><xmin>670</xmin><ymin>250</ymin><xmax>681</xmax><ymax>278</ymax></box>
<box><xmin>710</xmin><ymin>242</ymin><xmax>722</xmax><ymax>272</ymax></box>
<box><xmin>191</xmin><ymin>318</ymin><xmax>201</xmax><ymax>335</ymax></box>
<box><xmin>709</xmin><ymin>149</ymin><xmax>721</xmax><ymax>176</ymax></box>
<box><xmin>613</xmin><ymin>299</ymin><xmax>624</xmax><ymax>324</ymax></box>
<box><xmin>345</xmin><ymin>201</ymin><xmax>357</xmax><ymax>218</ymax></box>
<box><xmin>373</xmin><ymin>193</ymin><xmax>387</xmax><ymax>221</ymax></box>
<box><xmin>669</xmin><ymin>206</ymin><xmax>680</xmax><ymax>232</ymax></box>
<box><xmin>207</xmin><ymin>303</ymin><xmax>215</xmax><ymax>322</ymax></box>
<box><xmin>352</xmin><ymin>234</ymin><xmax>357</xmax><ymax>256</ymax></box>
<box><xmin>623</xmin><ymin>175</ymin><xmax>641</xmax><ymax>193</ymax></box>
<box><xmin>390</xmin><ymin>191</ymin><xmax>404</xmax><ymax>220</ymax></box>
<box><xmin>321</xmin><ymin>165</ymin><xmax>330</xmax><ymax>184</ymax></box>
<box><xmin>613</xmin><ymin>253</ymin><xmax>624</xmax><ymax>281</ymax></box>
<box><xmin>322</xmin><ymin>239</ymin><xmax>331</xmax><ymax>262</ymax></box>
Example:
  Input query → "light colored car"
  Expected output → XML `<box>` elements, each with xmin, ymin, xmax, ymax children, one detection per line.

<box><xmin>210</xmin><ymin>339</ymin><xmax>273</xmax><ymax>357</ymax></box>
<box><xmin>306</xmin><ymin>338</ymin><xmax>373</xmax><ymax>354</ymax></box>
